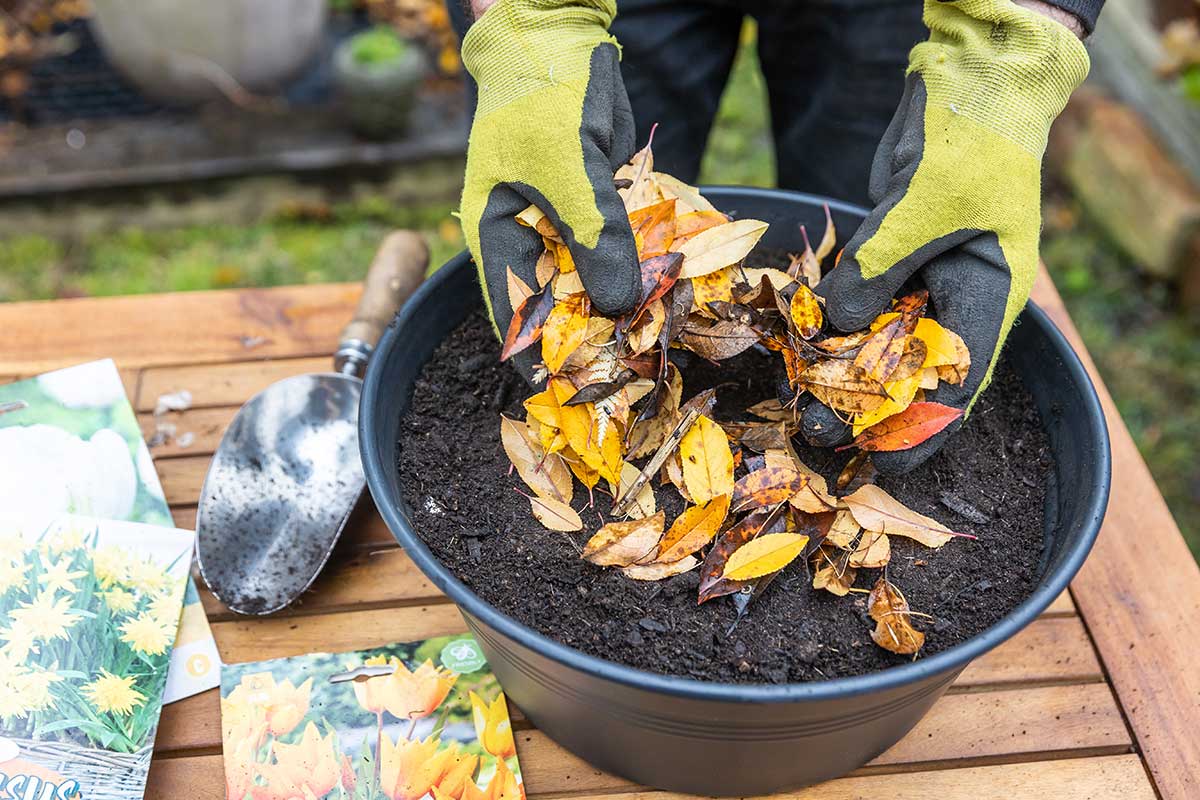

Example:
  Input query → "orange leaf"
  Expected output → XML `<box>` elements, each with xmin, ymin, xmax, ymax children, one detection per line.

<box><xmin>541</xmin><ymin>294</ymin><xmax>590</xmax><ymax>374</ymax></box>
<box><xmin>846</xmin><ymin>402</ymin><xmax>964</xmax><ymax>452</ymax></box>
<box><xmin>658</xmin><ymin>494</ymin><xmax>730</xmax><ymax>562</ymax></box>
<box><xmin>730</xmin><ymin>467</ymin><xmax>809</xmax><ymax>513</ymax></box>
<box><xmin>628</xmin><ymin>198</ymin><xmax>677</xmax><ymax>258</ymax></box>
<box><xmin>500</xmin><ymin>283</ymin><xmax>555</xmax><ymax>361</ymax></box>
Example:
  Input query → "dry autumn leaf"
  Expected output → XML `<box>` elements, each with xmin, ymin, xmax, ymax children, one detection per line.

<box><xmin>582</xmin><ymin>511</ymin><xmax>665</xmax><ymax>567</ymax></box>
<box><xmin>789</xmin><ymin>283</ymin><xmax>824</xmax><ymax>339</ymax></box>
<box><xmin>542</xmin><ymin>293</ymin><xmax>590</xmax><ymax>374</ymax></box>
<box><xmin>679</xmin><ymin>415</ymin><xmax>735</xmax><ymax>504</ymax></box>
<box><xmin>529</xmin><ymin>495</ymin><xmax>583</xmax><ymax>532</ymax></box>
<box><xmin>824</xmin><ymin>508</ymin><xmax>861</xmax><ymax>548</ymax></box>
<box><xmin>848</xmin><ymin>402</ymin><xmax>964</xmax><ymax>453</ymax></box>
<box><xmin>812</xmin><ymin>548</ymin><xmax>857</xmax><ymax>596</ymax></box>
<box><xmin>500</xmin><ymin>416</ymin><xmax>573</xmax><ymax>504</ymax></box>
<box><xmin>612</xmin><ymin>461</ymin><xmax>657</xmax><ymax>520</ymax></box>
<box><xmin>621</xmin><ymin>555</ymin><xmax>699</xmax><ymax>581</ymax></box>
<box><xmin>677</xmin><ymin>218</ymin><xmax>769</xmax><ymax>279</ymax></box>
<box><xmin>868</xmin><ymin>577</ymin><xmax>925</xmax><ymax>655</ymax></box>
<box><xmin>722</xmin><ymin>532</ymin><xmax>810</xmax><ymax>581</ymax></box>
<box><xmin>842</xmin><ymin>484</ymin><xmax>969</xmax><ymax>548</ymax></box>
<box><xmin>848</xmin><ymin>530</ymin><xmax>891</xmax><ymax>568</ymax></box>
<box><xmin>657</xmin><ymin>494</ymin><xmax>730</xmax><ymax>562</ymax></box>
<box><xmin>800</xmin><ymin>360</ymin><xmax>889</xmax><ymax>415</ymax></box>
<box><xmin>501</xmin><ymin>282</ymin><xmax>556</xmax><ymax>361</ymax></box>
<box><xmin>698</xmin><ymin>506</ymin><xmax>784</xmax><ymax>603</ymax></box>
<box><xmin>731</xmin><ymin>466</ymin><xmax>809</xmax><ymax>513</ymax></box>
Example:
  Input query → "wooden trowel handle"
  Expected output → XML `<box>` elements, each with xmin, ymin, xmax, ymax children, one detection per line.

<box><xmin>336</xmin><ymin>230</ymin><xmax>429</xmax><ymax>373</ymax></box>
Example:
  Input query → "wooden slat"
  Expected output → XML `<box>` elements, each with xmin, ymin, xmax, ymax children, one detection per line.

<box><xmin>158</xmin><ymin>455</ymin><xmax>210</xmax><ymax>506</ymax></box>
<box><xmin>0</xmin><ymin>284</ymin><xmax>361</xmax><ymax>375</ymax></box>
<box><xmin>145</xmin><ymin>751</ymin><xmax>1153</xmax><ymax>800</ymax></box>
<box><xmin>1032</xmin><ymin>269</ymin><xmax>1200</xmax><ymax>800</ymax></box>
<box><xmin>172</xmin><ymin>503</ymin><xmax>398</xmax><ymax>551</ymax></box>
<box><xmin>155</xmin><ymin>683</ymin><xmax>1128</xmax><ymax>785</ymax></box>
<box><xmin>153</xmin><ymin>609</ymin><xmax>1102</xmax><ymax>758</ymax></box>
<box><xmin>1</xmin><ymin>367</ymin><xmax>141</xmax><ymax>400</ymax></box>
<box><xmin>137</xmin><ymin>356</ymin><xmax>329</xmax><ymax>411</ymax></box>
<box><xmin>141</xmin><ymin>406</ymin><xmax>237</xmax><ymax>458</ymax></box>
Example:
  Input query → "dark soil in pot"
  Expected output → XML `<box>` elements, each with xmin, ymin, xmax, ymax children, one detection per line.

<box><xmin>395</xmin><ymin>310</ymin><xmax>1053</xmax><ymax>684</ymax></box>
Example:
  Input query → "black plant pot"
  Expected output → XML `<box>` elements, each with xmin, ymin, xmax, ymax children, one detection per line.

<box><xmin>359</xmin><ymin>187</ymin><xmax>1111</xmax><ymax>795</ymax></box>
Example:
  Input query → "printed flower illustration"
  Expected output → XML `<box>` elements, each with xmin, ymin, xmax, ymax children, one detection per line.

<box><xmin>9</xmin><ymin>667</ymin><xmax>61</xmax><ymax>715</ymax></box>
<box><xmin>224</xmin><ymin>728</ymin><xmax>260</xmax><ymax>800</ymax></box>
<box><xmin>379</xmin><ymin>735</ymin><xmax>462</xmax><ymax>800</ymax></box>
<box><xmin>38</xmin><ymin>559</ymin><xmax>88</xmax><ymax>595</ymax></box>
<box><xmin>436</xmin><ymin>747</ymin><xmax>481</xmax><ymax>799</ymax></box>
<box><xmin>120</xmin><ymin>612</ymin><xmax>174</xmax><ymax>656</ymax></box>
<box><xmin>253</xmin><ymin>722</ymin><xmax>341</xmax><ymax>800</ymax></box>
<box><xmin>10</xmin><ymin>591</ymin><xmax>82</xmax><ymax>642</ymax></box>
<box><xmin>433</xmin><ymin>758</ymin><xmax>524</xmax><ymax>800</ymax></box>
<box><xmin>353</xmin><ymin>657</ymin><xmax>458</xmax><ymax>721</ymax></box>
<box><xmin>0</xmin><ymin>557</ymin><xmax>26</xmax><ymax>594</ymax></box>
<box><xmin>470</xmin><ymin>691</ymin><xmax>516</xmax><ymax>760</ymax></box>
<box><xmin>221</xmin><ymin>695</ymin><xmax>269</xmax><ymax>756</ymax></box>
<box><xmin>83</xmin><ymin>669</ymin><xmax>146</xmax><ymax>715</ymax></box>
<box><xmin>0</xmin><ymin>622</ymin><xmax>38</xmax><ymax>661</ymax></box>
<box><xmin>103</xmin><ymin>587</ymin><xmax>138</xmax><ymax>613</ymax></box>
<box><xmin>37</xmin><ymin>360</ymin><xmax>126</xmax><ymax>409</ymax></box>
<box><xmin>263</xmin><ymin>678</ymin><xmax>312</xmax><ymax>737</ymax></box>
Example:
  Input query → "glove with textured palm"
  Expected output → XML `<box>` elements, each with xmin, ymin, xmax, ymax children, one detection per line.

<box><xmin>460</xmin><ymin>0</ymin><xmax>640</xmax><ymax>379</ymax></box>
<box><xmin>805</xmin><ymin>0</ymin><xmax>1090</xmax><ymax>473</ymax></box>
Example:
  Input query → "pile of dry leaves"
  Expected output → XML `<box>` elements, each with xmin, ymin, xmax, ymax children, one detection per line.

<box><xmin>497</xmin><ymin>142</ymin><xmax>974</xmax><ymax>655</ymax></box>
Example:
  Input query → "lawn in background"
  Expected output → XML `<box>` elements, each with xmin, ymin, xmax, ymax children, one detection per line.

<box><xmin>0</xmin><ymin>25</ymin><xmax>1196</xmax><ymax>556</ymax></box>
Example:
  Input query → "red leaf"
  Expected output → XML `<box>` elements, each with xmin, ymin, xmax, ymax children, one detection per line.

<box><xmin>843</xmin><ymin>402</ymin><xmax>964</xmax><ymax>452</ymax></box>
<box><xmin>500</xmin><ymin>283</ymin><xmax>556</xmax><ymax>361</ymax></box>
<box><xmin>638</xmin><ymin>251</ymin><xmax>685</xmax><ymax>309</ymax></box>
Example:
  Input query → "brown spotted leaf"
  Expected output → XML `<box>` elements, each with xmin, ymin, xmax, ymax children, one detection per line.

<box><xmin>853</xmin><ymin>313</ymin><xmax>912</xmax><ymax>382</ymax></box>
<box><xmin>799</xmin><ymin>360</ymin><xmax>889</xmax><ymax>414</ymax></box>
<box><xmin>789</xmin><ymin>283</ymin><xmax>824</xmax><ymax>339</ymax></box>
<box><xmin>731</xmin><ymin>467</ymin><xmax>809</xmax><ymax>514</ymax></box>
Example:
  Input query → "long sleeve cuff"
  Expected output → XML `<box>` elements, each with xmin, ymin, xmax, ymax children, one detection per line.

<box><xmin>1043</xmin><ymin>0</ymin><xmax>1104</xmax><ymax>34</ymax></box>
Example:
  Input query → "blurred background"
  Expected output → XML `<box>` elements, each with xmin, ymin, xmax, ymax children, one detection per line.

<box><xmin>0</xmin><ymin>0</ymin><xmax>1195</xmax><ymax>556</ymax></box>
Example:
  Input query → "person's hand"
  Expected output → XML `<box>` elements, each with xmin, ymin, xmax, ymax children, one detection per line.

<box><xmin>804</xmin><ymin>0</ymin><xmax>1090</xmax><ymax>474</ymax></box>
<box><xmin>460</xmin><ymin>0</ymin><xmax>640</xmax><ymax>380</ymax></box>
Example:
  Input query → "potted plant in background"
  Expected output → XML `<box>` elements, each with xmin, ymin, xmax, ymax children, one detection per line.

<box><xmin>333</xmin><ymin>25</ymin><xmax>426</xmax><ymax>140</ymax></box>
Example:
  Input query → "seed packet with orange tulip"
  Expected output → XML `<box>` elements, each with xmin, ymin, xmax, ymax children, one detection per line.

<box><xmin>220</xmin><ymin>634</ymin><xmax>525</xmax><ymax>800</ymax></box>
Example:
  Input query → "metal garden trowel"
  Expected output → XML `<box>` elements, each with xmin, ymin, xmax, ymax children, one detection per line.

<box><xmin>196</xmin><ymin>231</ymin><xmax>429</xmax><ymax>615</ymax></box>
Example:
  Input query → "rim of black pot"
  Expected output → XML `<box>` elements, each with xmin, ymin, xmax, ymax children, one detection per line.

<box><xmin>361</xmin><ymin>185</ymin><xmax>1112</xmax><ymax>704</ymax></box>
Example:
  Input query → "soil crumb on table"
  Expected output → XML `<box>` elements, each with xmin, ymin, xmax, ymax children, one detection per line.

<box><xmin>396</xmin><ymin>311</ymin><xmax>1053</xmax><ymax>684</ymax></box>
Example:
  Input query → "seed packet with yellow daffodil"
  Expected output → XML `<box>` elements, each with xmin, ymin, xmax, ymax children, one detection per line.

<box><xmin>0</xmin><ymin>512</ymin><xmax>194</xmax><ymax>800</ymax></box>
<box><xmin>0</xmin><ymin>359</ymin><xmax>222</xmax><ymax>705</ymax></box>
<box><xmin>220</xmin><ymin>635</ymin><xmax>525</xmax><ymax>800</ymax></box>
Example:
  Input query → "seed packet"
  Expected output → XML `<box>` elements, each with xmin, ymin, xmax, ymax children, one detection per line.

<box><xmin>0</xmin><ymin>359</ymin><xmax>221</xmax><ymax>703</ymax></box>
<box><xmin>0</xmin><ymin>513</ymin><xmax>194</xmax><ymax>800</ymax></box>
<box><xmin>221</xmin><ymin>635</ymin><xmax>525</xmax><ymax>800</ymax></box>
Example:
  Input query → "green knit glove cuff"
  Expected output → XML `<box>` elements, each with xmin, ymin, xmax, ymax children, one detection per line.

<box><xmin>463</xmin><ymin>0</ymin><xmax>619</xmax><ymax>119</ymax></box>
<box><xmin>910</xmin><ymin>0</ymin><xmax>1090</xmax><ymax>156</ymax></box>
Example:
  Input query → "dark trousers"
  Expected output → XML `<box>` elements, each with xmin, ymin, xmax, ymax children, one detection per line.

<box><xmin>448</xmin><ymin>1</ymin><xmax>926</xmax><ymax>206</ymax></box>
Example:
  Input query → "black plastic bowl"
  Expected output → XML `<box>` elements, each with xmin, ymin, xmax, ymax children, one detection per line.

<box><xmin>360</xmin><ymin>188</ymin><xmax>1111</xmax><ymax>795</ymax></box>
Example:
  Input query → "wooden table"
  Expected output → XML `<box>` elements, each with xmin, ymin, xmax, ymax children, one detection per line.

<box><xmin>2</xmin><ymin>270</ymin><xmax>1197</xmax><ymax>800</ymax></box>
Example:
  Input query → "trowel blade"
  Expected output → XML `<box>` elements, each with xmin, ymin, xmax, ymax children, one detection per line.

<box><xmin>196</xmin><ymin>373</ymin><xmax>364</xmax><ymax>615</ymax></box>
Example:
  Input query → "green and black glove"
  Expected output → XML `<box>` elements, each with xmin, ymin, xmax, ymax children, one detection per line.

<box><xmin>805</xmin><ymin>0</ymin><xmax>1090</xmax><ymax>473</ymax></box>
<box><xmin>460</xmin><ymin>0</ymin><xmax>640</xmax><ymax>378</ymax></box>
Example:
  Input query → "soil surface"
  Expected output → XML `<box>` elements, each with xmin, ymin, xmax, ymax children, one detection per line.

<box><xmin>396</xmin><ymin>312</ymin><xmax>1053</xmax><ymax>684</ymax></box>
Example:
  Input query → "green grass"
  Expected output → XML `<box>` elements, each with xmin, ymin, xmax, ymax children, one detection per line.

<box><xmin>1</xmin><ymin>24</ymin><xmax>1197</xmax><ymax>555</ymax></box>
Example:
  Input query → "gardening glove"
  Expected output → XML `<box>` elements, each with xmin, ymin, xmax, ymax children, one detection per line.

<box><xmin>460</xmin><ymin>0</ymin><xmax>640</xmax><ymax>380</ymax></box>
<box><xmin>804</xmin><ymin>0</ymin><xmax>1089</xmax><ymax>474</ymax></box>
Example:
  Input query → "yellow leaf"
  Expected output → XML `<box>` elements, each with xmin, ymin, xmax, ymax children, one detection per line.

<box><xmin>689</xmin><ymin>266</ymin><xmax>735</xmax><ymax>314</ymax></box>
<box><xmin>657</xmin><ymin>494</ymin><xmax>730</xmax><ymax>562</ymax></box>
<box><xmin>655</xmin><ymin>173</ymin><xmax>717</xmax><ymax>214</ymax></box>
<box><xmin>679</xmin><ymin>415</ymin><xmax>734</xmax><ymax>504</ymax></box>
<box><xmin>868</xmin><ymin>577</ymin><xmax>925</xmax><ymax>654</ymax></box>
<box><xmin>542</xmin><ymin>294</ymin><xmax>589</xmax><ymax>374</ymax></box>
<box><xmin>851</xmin><ymin>372</ymin><xmax>923</xmax><ymax>436</ymax></box>
<box><xmin>529</xmin><ymin>495</ymin><xmax>582</xmax><ymax>532</ymax></box>
<box><xmin>582</xmin><ymin>511</ymin><xmax>665</xmax><ymax>567</ymax></box>
<box><xmin>611</xmin><ymin>462</ymin><xmax>656</xmax><ymax>520</ymax></box>
<box><xmin>553</xmin><ymin>269</ymin><xmax>585</xmax><ymax>299</ymax></box>
<box><xmin>500</xmin><ymin>416</ymin><xmax>572</xmax><ymax>504</ymax></box>
<box><xmin>677</xmin><ymin>219</ymin><xmax>769</xmax><ymax>279</ymax></box>
<box><xmin>842</xmin><ymin>484</ymin><xmax>964</xmax><ymax>548</ymax></box>
<box><xmin>738</xmin><ymin>267</ymin><xmax>794</xmax><ymax>292</ymax></box>
<box><xmin>789</xmin><ymin>283</ymin><xmax>823</xmax><ymax>339</ymax></box>
<box><xmin>722</xmin><ymin>532</ymin><xmax>809</xmax><ymax>581</ymax></box>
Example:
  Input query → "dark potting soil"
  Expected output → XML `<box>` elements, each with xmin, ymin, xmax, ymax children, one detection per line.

<box><xmin>395</xmin><ymin>312</ymin><xmax>1053</xmax><ymax>684</ymax></box>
